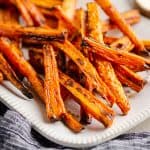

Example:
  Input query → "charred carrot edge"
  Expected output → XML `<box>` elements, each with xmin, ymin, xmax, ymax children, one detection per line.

<box><xmin>0</xmin><ymin>53</ymin><xmax>33</xmax><ymax>98</ymax></box>
<box><xmin>0</xmin><ymin>71</ymin><xmax>3</xmax><ymax>83</ymax></box>
<box><xmin>87</xmin><ymin>2</ymin><xmax>130</xmax><ymax>114</ymax></box>
<box><xmin>59</xmin><ymin>71</ymin><xmax>115</xmax><ymax>127</ymax></box>
<box><xmin>62</xmin><ymin>113</ymin><xmax>84</xmax><ymax>133</ymax></box>
<box><xmin>22</xmin><ymin>0</ymin><xmax>46</xmax><ymax>26</ymax></box>
<box><xmin>82</xmin><ymin>37</ymin><xmax>150</xmax><ymax>71</ymax></box>
<box><xmin>13</xmin><ymin>0</ymin><xmax>34</xmax><ymax>26</ymax></box>
<box><xmin>43</xmin><ymin>44</ymin><xmax>66</xmax><ymax>120</ymax></box>
<box><xmin>39</xmin><ymin>7</ymin><xmax>77</xmax><ymax>35</ymax></box>
<box><xmin>95</xmin><ymin>0</ymin><xmax>144</xmax><ymax>52</ymax></box>
<box><xmin>0</xmin><ymin>37</ymin><xmax>45</xmax><ymax>101</ymax></box>
<box><xmin>110</xmin><ymin>36</ymin><xmax>134</xmax><ymax>52</ymax></box>
<box><xmin>0</xmin><ymin>24</ymin><xmax>66</xmax><ymax>42</ymax></box>
<box><xmin>52</xmin><ymin>40</ymin><xmax>116</xmax><ymax>105</ymax></box>
<box><xmin>30</xmin><ymin>0</ymin><xmax>63</xmax><ymax>8</ymax></box>
<box><xmin>102</xmin><ymin>9</ymin><xmax>141</xmax><ymax>33</ymax></box>
<box><xmin>62</xmin><ymin>0</ymin><xmax>76</xmax><ymax>21</ymax></box>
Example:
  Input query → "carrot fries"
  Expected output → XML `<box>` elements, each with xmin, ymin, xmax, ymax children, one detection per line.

<box><xmin>102</xmin><ymin>9</ymin><xmax>141</xmax><ymax>33</ymax></box>
<box><xmin>95</xmin><ymin>0</ymin><xmax>145</xmax><ymax>52</ymax></box>
<box><xmin>0</xmin><ymin>24</ymin><xmax>66</xmax><ymax>43</ymax></box>
<box><xmin>0</xmin><ymin>53</ymin><xmax>33</xmax><ymax>98</ymax></box>
<box><xmin>82</xmin><ymin>37</ymin><xmax>150</xmax><ymax>71</ymax></box>
<box><xmin>86</xmin><ymin>2</ymin><xmax>130</xmax><ymax>114</ymax></box>
<box><xmin>0</xmin><ymin>37</ymin><xmax>45</xmax><ymax>101</ymax></box>
<box><xmin>59</xmin><ymin>71</ymin><xmax>115</xmax><ymax>127</ymax></box>
<box><xmin>52</xmin><ymin>41</ymin><xmax>116</xmax><ymax>105</ymax></box>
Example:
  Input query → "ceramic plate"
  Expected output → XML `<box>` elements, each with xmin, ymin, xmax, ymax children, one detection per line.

<box><xmin>0</xmin><ymin>0</ymin><xmax>150</xmax><ymax>148</ymax></box>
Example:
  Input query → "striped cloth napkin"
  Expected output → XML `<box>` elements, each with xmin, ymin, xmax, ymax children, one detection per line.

<box><xmin>0</xmin><ymin>102</ymin><xmax>150</xmax><ymax>150</ymax></box>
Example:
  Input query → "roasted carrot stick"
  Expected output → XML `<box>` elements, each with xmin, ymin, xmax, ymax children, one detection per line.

<box><xmin>0</xmin><ymin>37</ymin><xmax>45</xmax><ymax>102</ymax></box>
<box><xmin>28</xmin><ymin>46</ymin><xmax>90</xmax><ymax>124</ymax></box>
<box><xmin>13</xmin><ymin>0</ymin><xmax>33</xmax><ymax>26</ymax></box>
<box><xmin>95</xmin><ymin>0</ymin><xmax>145</xmax><ymax>52</ymax></box>
<box><xmin>74</xmin><ymin>8</ymin><xmax>86</xmax><ymax>38</ymax></box>
<box><xmin>52</xmin><ymin>40</ymin><xmax>116</xmax><ymax>105</ymax></box>
<box><xmin>104</xmin><ymin>36</ymin><xmax>118</xmax><ymax>45</ymax></box>
<box><xmin>59</xmin><ymin>71</ymin><xmax>115</xmax><ymax>127</ymax></box>
<box><xmin>102</xmin><ymin>9</ymin><xmax>141</xmax><ymax>33</ymax></box>
<box><xmin>22</xmin><ymin>0</ymin><xmax>46</xmax><ymax>26</ymax></box>
<box><xmin>44</xmin><ymin>45</ymin><xmax>83</xmax><ymax>131</ymax></box>
<box><xmin>0</xmin><ymin>24</ymin><xmax>66</xmax><ymax>42</ymax></box>
<box><xmin>0</xmin><ymin>7</ymin><xmax>24</xmax><ymax>80</ymax></box>
<box><xmin>82</xmin><ymin>37</ymin><xmax>150</xmax><ymax>71</ymax></box>
<box><xmin>73</xmin><ymin>7</ymin><xmax>93</xmax><ymax>122</ymax></box>
<box><xmin>0</xmin><ymin>53</ymin><xmax>33</xmax><ymax>98</ymax></box>
<box><xmin>43</xmin><ymin>44</ymin><xmax>66</xmax><ymax>120</ymax></box>
<box><xmin>87</xmin><ymin>2</ymin><xmax>130</xmax><ymax>114</ymax></box>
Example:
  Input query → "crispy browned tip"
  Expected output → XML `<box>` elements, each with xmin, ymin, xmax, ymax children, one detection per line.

<box><xmin>59</xmin><ymin>71</ymin><xmax>115</xmax><ymax>127</ymax></box>
<box><xmin>82</xmin><ymin>37</ymin><xmax>150</xmax><ymax>71</ymax></box>
<box><xmin>80</xmin><ymin>107</ymin><xmax>92</xmax><ymax>124</ymax></box>
<box><xmin>0</xmin><ymin>24</ymin><xmax>66</xmax><ymax>42</ymax></box>
<box><xmin>62</xmin><ymin>113</ymin><xmax>84</xmax><ymax>133</ymax></box>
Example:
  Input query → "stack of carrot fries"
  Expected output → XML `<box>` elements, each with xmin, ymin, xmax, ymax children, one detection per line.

<box><xmin>0</xmin><ymin>0</ymin><xmax>149</xmax><ymax>132</ymax></box>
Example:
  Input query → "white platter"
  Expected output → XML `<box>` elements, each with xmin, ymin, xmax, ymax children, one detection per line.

<box><xmin>0</xmin><ymin>0</ymin><xmax>150</xmax><ymax>148</ymax></box>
